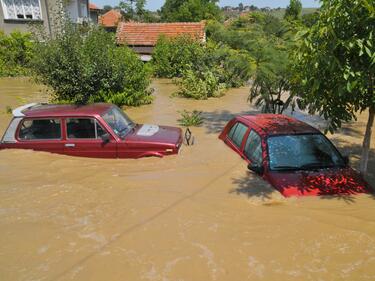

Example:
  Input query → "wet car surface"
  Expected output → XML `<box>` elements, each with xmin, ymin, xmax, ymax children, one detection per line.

<box><xmin>0</xmin><ymin>103</ymin><xmax>182</xmax><ymax>158</ymax></box>
<box><xmin>219</xmin><ymin>114</ymin><xmax>372</xmax><ymax>197</ymax></box>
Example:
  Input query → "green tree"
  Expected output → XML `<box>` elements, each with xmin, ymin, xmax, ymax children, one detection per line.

<box><xmin>0</xmin><ymin>31</ymin><xmax>33</xmax><ymax>77</ymax></box>
<box><xmin>291</xmin><ymin>0</ymin><xmax>374</xmax><ymax>175</ymax></box>
<box><xmin>160</xmin><ymin>0</ymin><xmax>221</xmax><ymax>22</ymax></box>
<box><xmin>238</xmin><ymin>3</ymin><xmax>244</xmax><ymax>12</ymax></box>
<box><xmin>103</xmin><ymin>5</ymin><xmax>113</xmax><ymax>13</ymax></box>
<box><xmin>152</xmin><ymin>35</ymin><xmax>205</xmax><ymax>78</ymax></box>
<box><xmin>31</xmin><ymin>23</ymin><xmax>152</xmax><ymax>106</ymax></box>
<box><xmin>249</xmin><ymin>43</ymin><xmax>293</xmax><ymax>114</ymax></box>
<box><xmin>119</xmin><ymin>0</ymin><xmax>149</xmax><ymax>21</ymax></box>
<box><xmin>284</xmin><ymin>0</ymin><xmax>302</xmax><ymax>21</ymax></box>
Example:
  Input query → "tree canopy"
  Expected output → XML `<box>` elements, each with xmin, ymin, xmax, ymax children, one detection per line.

<box><xmin>291</xmin><ymin>0</ymin><xmax>375</xmax><ymax>174</ymax></box>
<box><xmin>160</xmin><ymin>0</ymin><xmax>221</xmax><ymax>22</ymax></box>
<box><xmin>284</xmin><ymin>0</ymin><xmax>302</xmax><ymax>21</ymax></box>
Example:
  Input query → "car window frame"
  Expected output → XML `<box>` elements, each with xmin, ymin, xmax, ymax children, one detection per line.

<box><xmin>65</xmin><ymin>117</ymin><xmax>108</xmax><ymax>140</ymax></box>
<box><xmin>243</xmin><ymin>129</ymin><xmax>263</xmax><ymax>165</ymax></box>
<box><xmin>16</xmin><ymin>117</ymin><xmax>63</xmax><ymax>142</ymax></box>
<box><xmin>226</xmin><ymin>121</ymin><xmax>250</xmax><ymax>150</ymax></box>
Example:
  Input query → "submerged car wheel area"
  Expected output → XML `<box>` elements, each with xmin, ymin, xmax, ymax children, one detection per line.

<box><xmin>219</xmin><ymin>114</ymin><xmax>373</xmax><ymax>197</ymax></box>
<box><xmin>0</xmin><ymin>103</ymin><xmax>183</xmax><ymax>159</ymax></box>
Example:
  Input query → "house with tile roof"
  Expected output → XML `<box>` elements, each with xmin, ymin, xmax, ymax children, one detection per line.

<box><xmin>99</xmin><ymin>9</ymin><xmax>122</xmax><ymax>32</ymax></box>
<box><xmin>116</xmin><ymin>21</ymin><xmax>206</xmax><ymax>61</ymax></box>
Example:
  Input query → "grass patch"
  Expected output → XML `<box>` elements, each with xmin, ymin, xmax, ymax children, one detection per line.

<box><xmin>178</xmin><ymin>110</ymin><xmax>203</xmax><ymax>127</ymax></box>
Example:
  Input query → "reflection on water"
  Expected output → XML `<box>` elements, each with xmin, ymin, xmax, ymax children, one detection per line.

<box><xmin>0</xmin><ymin>78</ymin><xmax>374</xmax><ymax>281</ymax></box>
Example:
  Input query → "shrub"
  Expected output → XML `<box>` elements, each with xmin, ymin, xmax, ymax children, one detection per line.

<box><xmin>0</xmin><ymin>31</ymin><xmax>34</xmax><ymax>77</ymax></box>
<box><xmin>152</xmin><ymin>35</ymin><xmax>205</xmax><ymax>78</ymax></box>
<box><xmin>175</xmin><ymin>68</ymin><xmax>226</xmax><ymax>100</ymax></box>
<box><xmin>31</xmin><ymin>24</ymin><xmax>152</xmax><ymax>106</ymax></box>
<box><xmin>205</xmin><ymin>43</ymin><xmax>255</xmax><ymax>87</ymax></box>
<box><xmin>178</xmin><ymin>110</ymin><xmax>203</xmax><ymax>127</ymax></box>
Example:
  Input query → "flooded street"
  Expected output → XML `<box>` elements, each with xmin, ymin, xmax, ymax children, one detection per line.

<box><xmin>1</xmin><ymin>78</ymin><xmax>375</xmax><ymax>281</ymax></box>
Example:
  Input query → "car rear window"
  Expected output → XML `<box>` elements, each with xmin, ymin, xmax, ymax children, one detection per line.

<box><xmin>18</xmin><ymin>119</ymin><xmax>61</xmax><ymax>140</ymax></box>
<box><xmin>244</xmin><ymin>130</ymin><xmax>262</xmax><ymax>165</ymax></box>
<box><xmin>67</xmin><ymin>118</ymin><xmax>106</xmax><ymax>139</ymax></box>
<box><xmin>228</xmin><ymin>122</ymin><xmax>248</xmax><ymax>148</ymax></box>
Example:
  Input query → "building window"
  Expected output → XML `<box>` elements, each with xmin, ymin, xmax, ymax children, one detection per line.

<box><xmin>1</xmin><ymin>0</ymin><xmax>42</xmax><ymax>20</ymax></box>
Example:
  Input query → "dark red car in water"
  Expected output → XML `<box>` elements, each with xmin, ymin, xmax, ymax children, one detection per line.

<box><xmin>219</xmin><ymin>114</ymin><xmax>372</xmax><ymax>197</ymax></box>
<box><xmin>0</xmin><ymin>103</ymin><xmax>182</xmax><ymax>158</ymax></box>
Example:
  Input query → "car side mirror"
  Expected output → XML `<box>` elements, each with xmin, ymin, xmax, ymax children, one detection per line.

<box><xmin>343</xmin><ymin>155</ymin><xmax>350</xmax><ymax>166</ymax></box>
<box><xmin>101</xmin><ymin>133</ymin><xmax>110</xmax><ymax>144</ymax></box>
<box><xmin>247</xmin><ymin>163</ymin><xmax>264</xmax><ymax>175</ymax></box>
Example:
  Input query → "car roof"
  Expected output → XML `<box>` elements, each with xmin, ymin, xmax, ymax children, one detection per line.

<box><xmin>20</xmin><ymin>103</ymin><xmax>113</xmax><ymax>118</ymax></box>
<box><xmin>238</xmin><ymin>114</ymin><xmax>320</xmax><ymax>135</ymax></box>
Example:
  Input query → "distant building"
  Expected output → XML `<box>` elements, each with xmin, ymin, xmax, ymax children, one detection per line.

<box><xmin>89</xmin><ymin>3</ymin><xmax>101</xmax><ymax>24</ymax></box>
<box><xmin>0</xmin><ymin>0</ymin><xmax>90</xmax><ymax>35</ymax></box>
<box><xmin>99</xmin><ymin>9</ymin><xmax>122</xmax><ymax>32</ymax></box>
<box><xmin>116</xmin><ymin>21</ymin><xmax>206</xmax><ymax>62</ymax></box>
<box><xmin>65</xmin><ymin>0</ymin><xmax>89</xmax><ymax>24</ymax></box>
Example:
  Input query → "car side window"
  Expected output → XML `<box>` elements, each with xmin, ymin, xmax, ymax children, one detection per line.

<box><xmin>67</xmin><ymin>118</ymin><xmax>107</xmax><ymax>139</ymax></box>
<box><xmin>228</xmin><ymin>122</ymin><xmax>248</xmax><ymax>148</ymax></box>
<box><xmin>244</xmin><ymin>130</ymin><xmax>262</xmax><ymax>165</ymax></box>
<box><xmin>18</xmin><ymin>119</ymin><xmax>61</xmax><ymax>140</ymax></box>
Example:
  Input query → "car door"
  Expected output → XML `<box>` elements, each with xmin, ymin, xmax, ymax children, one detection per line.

<box><xmin>224</xmin><ymin>121</ymin><xmax>250</xmax><ymax>158</ymax></box>
<box><xmin>63</xmin><ymin>117</ymin><xmax>117</xmax><ymax>158</ymax></box>
<box><xmin>16</xmin><ymin>117</ymin><xmax>65</xmax><ymax>154</ymax></box>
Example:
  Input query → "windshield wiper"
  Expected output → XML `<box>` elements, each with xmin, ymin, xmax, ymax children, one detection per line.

<box><xmin>272</xmin><ymin>166</ymin><xmax>300</xmax><ymax>171</ymax></box>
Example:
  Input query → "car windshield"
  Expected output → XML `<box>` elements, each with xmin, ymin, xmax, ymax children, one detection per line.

<box><xmin>267</xmin><ymin>134</ymin><xmax>345</xmax><ymax>171</ymax></box>
<box><xmin>102</xmin><ymin>106</ymin><xmax>135</xmax><ymax>138</ymax></box>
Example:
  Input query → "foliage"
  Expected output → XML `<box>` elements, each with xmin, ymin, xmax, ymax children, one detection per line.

<box><xmin>152</xmin><ymin>35</ymin><xmax>205</xmax><ymax>78</ymax></box>
<box><xmin>207</xmin><ymin>14</ymin><xmax>293</xmax><ymax>113</ymax></box>
<box><xmin>119</xmin><ymin>0</ymin><xmax>158</xmax><ymax>22</ymax></box>
<box><xmin>249</xmin><ymin>46</ymin><xmax>293</xmax><ymax>114</ymax></box>
<box><xmin>0</xmin><ymin>31</ymin><xmax>34</xmax><ymax>77</ymax></box>
<box><xmin>5</xmin><ymin>105</ymin><xmax>12</xmax><ymax>114</ymax></box>
<box><xmin>175</xmin><ymin>68</ymin><xmax>226</xmax><ymax>99</ymax></box>
<box><xmin>178</xmin><ymin>110</ymin><xmax>203</xmax><ymax>127</ymax></box>
<box><xmin>291</xmin><ymin>0</ymin><xmax>374</xmax><ymax>131</ymax></box>
<box><xmin>301</xmin><ymin>12</ymin><xmax>319</xmax><ymax>27</ymax></box>
<box><xmin>152</xmin><ymin>34</ymin><xmax>254</xmax><ymax>89</ymax></box>
<box><xmin>284</xmin><ymin>0</ymin><xmax>302</xmax><ymax>21</ymax></box>
<box><xmin>204</xmin><ymin>42</ymin><xmax>255</xmax><ymax>87</ymax></box>
<box><xmin>291</xmin><ymin>0</ymin><xmax>374</xmax><ymax>174</ymax></box>
<box><xmin>160</xmin><ymin>0</ymin><xmax>222</xmax><ymax>22</ymax></box>
<box><xmin>31</xmin><ymin>24</ymin><xmax>152</xmax><ymax>106</ymax></box>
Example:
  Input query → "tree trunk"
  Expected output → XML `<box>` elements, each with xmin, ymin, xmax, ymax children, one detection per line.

<box><xmin>360</xmin><ymin>106</ymin><xmax>375</xmax><ymax>175</ymax></box>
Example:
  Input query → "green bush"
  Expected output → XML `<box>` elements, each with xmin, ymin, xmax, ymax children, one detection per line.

<box><xmin>178</xmin><ymin>110</ymin><xmax>203</xmax><ymax>127</ymax></box>
<box><xmin>175</xmin><ymin>68</ymin><xmax>226</xmax><ymax>100</ymax></box>
<box><xmin>152</xmin><ymin>35</ymin><xmax>205</xmax><ymax>78</ymax></box>
<box><xmin>31</xmin><ymin>24</ymin><xmax>152</xmax><ymax>106</ymax></box>
<box><xmin>204</xmin><ymin>43</ymin><xmax>254</xmax><ymax>87</ymax></box>
<box><xmin>0</xmin><ymin>31</ymin><xmax>34</xmax><ymax>77</ymax></box>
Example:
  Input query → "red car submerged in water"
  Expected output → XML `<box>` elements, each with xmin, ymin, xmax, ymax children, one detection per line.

<box><xmin>0</xmin><ymin>103</ymin><xmax>182</xmax><ymax>158</ymax></box>
<box><xmin>219</xmin><ymin>114</ymin><xmax>372</xmax><ymax>197</ymax></box>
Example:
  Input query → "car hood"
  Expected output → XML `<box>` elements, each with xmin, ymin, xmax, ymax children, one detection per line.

<box><xmin>125</xmin><ymin>124</ymin><xmax>182</xmax><ymax>146</ymax></box>
<box><xmin>267</xmin><ymin>167</ymin><xmax>372</xmax><ymax>197</ymax></box>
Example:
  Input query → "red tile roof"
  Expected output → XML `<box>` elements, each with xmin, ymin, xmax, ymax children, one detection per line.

<box><xmin>89</xmin><ymin>3</ymin><xmax>100</xmax><ymax>10</ymax></box>
<box><xmin>99</xmin><ymin>10</ymin><xmax>122</xmax><ymax>28</ymax></box>
<box><xmin>116</xmin><ymin>22</ymin><xmax>206</xmax><ymax>46</ymax></box>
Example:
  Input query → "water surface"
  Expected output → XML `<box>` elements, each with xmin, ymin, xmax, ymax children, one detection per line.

<box><xmin>0</xmin><ymin>78</ymin><xmax>374</xmax><ymax>281</ymax></box>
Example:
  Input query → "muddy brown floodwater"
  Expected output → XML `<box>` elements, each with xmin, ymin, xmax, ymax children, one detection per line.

<box><xmin>0</xmin><ymin>78</ymin><xmax>375</xmax><ymax>281</ymax></box>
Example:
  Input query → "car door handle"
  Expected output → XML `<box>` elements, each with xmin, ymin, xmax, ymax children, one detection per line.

<box><xmin>65</xmin><ymin>143</ymin><xmax>75</xmax><ymax>148</ymax></box>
